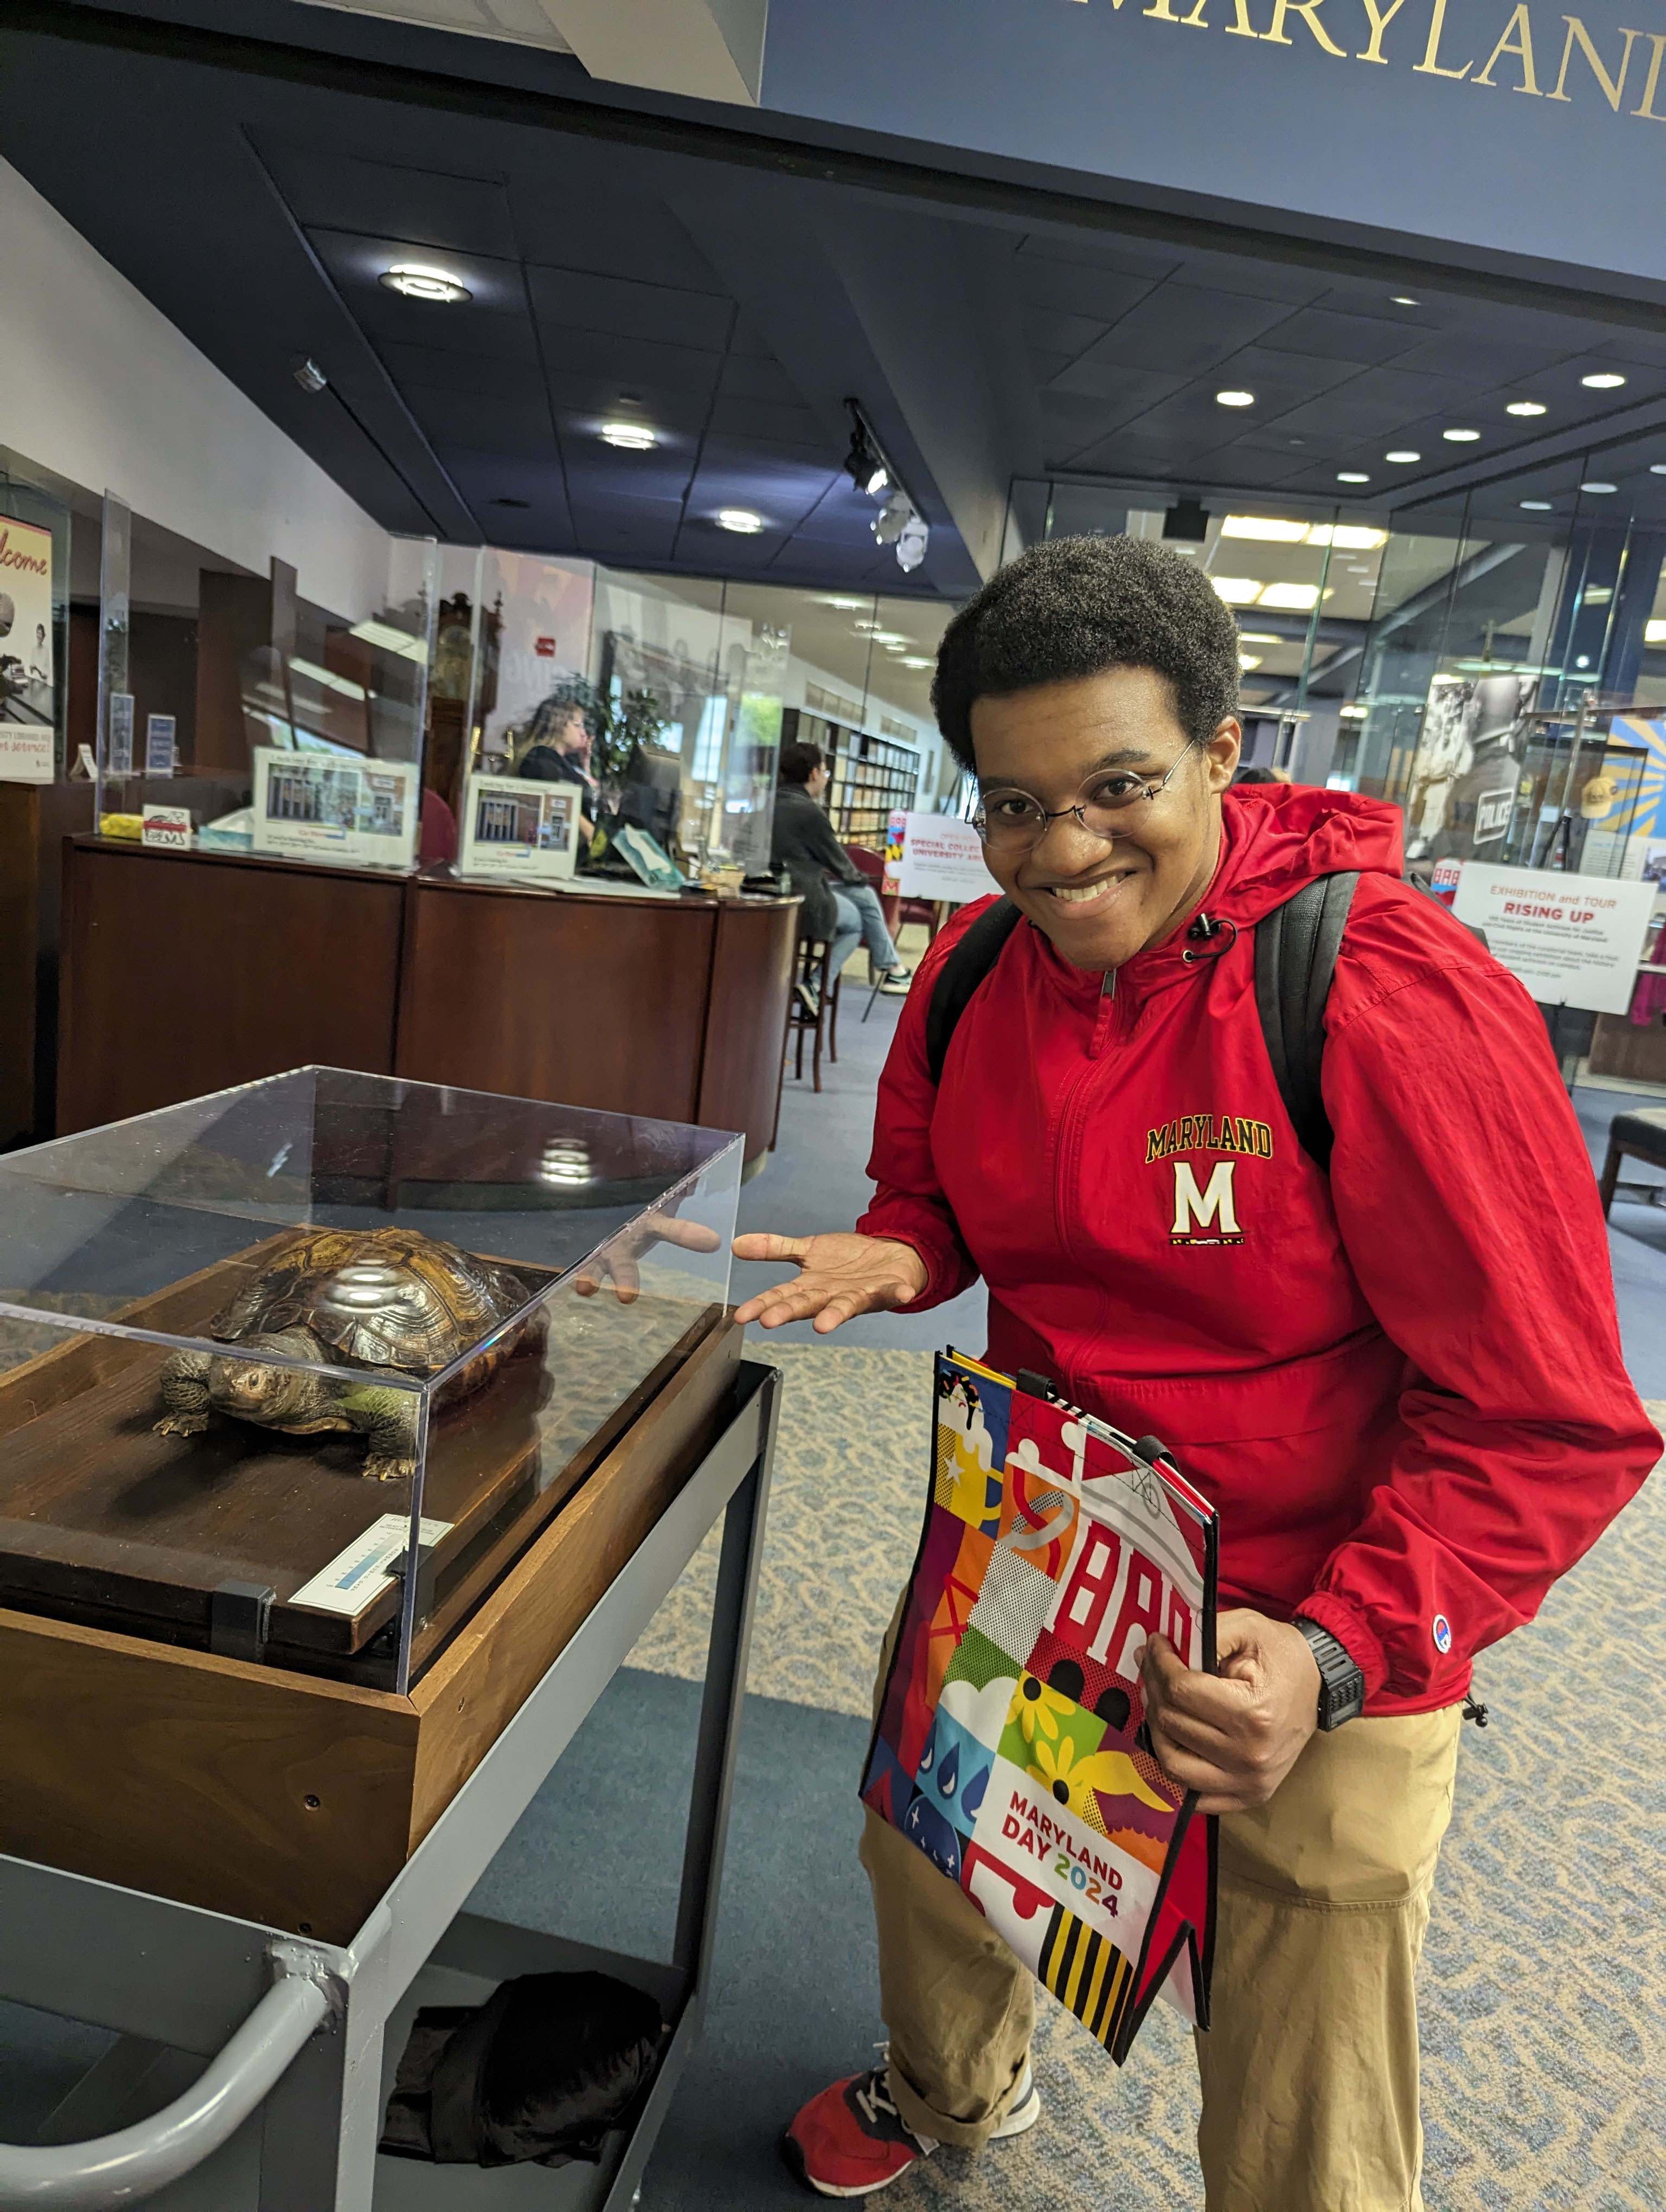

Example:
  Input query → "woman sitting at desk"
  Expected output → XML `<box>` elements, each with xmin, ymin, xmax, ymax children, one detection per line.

<box><xmin>517</xmin><ymin>677</ymin><xmax>599</xmax><ymax>845</ymax></box>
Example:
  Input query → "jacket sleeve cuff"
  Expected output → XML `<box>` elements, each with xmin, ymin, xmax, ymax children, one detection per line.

<box><xmin>853</xmin><ymin>1207</ymin><xmax>974</xmax><ymax>1311</ymax></box>
<box><xmin>1292</xmin><ymin>1591</ymin><xmax>1390</xmax><ymax>1700</ymax></box>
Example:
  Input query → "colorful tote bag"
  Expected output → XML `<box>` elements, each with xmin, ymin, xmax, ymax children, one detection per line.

<box><xmin>862</xmin><ymin>1352</ymin><xmax>1220</xmax><ymax>2065</ymax></box>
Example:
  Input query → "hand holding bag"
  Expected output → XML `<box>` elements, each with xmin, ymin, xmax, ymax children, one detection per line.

<box><xmin>861</xmin><ymin>1352</ymin><xmax>1219</xmax><ymax>2063</ymax></box>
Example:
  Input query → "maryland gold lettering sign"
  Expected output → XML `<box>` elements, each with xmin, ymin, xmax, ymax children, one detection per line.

<box><xmin>1069</xmin><ymin>0</ymin><xmax>1666</xmax><ymax>125</ymax></box>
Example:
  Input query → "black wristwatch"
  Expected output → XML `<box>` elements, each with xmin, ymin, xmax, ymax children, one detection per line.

<box><xmin>1293</xmin><ymin>1617</ymin><xmax>1366</xmax><ymax>1731</ymax></box>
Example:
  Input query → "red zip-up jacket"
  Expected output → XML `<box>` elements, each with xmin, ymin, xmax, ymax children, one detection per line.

<box><xmin>858</xmin><ymin>784</ymin><xmax>1658</xmax><ymax>1713</ymax></box>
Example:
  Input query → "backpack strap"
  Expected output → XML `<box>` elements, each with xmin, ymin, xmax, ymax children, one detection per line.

<box><xmin>1253</xmin><ymin>871</ymin><xmax>1359</xmax><ymax>1172</ymax></box>
<box><xmin>925</xmin><ymin>897</ymin><xmax>1022</xmax><ymax>1086</ymax></box>
<box><xmin>924</xmin><ymin>876</ymin><xmax>1359</xmax><ymax>1172</ymax></box>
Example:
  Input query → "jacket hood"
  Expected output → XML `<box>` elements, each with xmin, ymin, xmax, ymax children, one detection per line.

<box><xmin>1207</xmin><ymin>785</ymin><xmax>1404</xmax><ymax>927</ymax></box>
<box><xmin>1017</xmin><ymin>780</ymin><xmax>1406</xmax><ymax>1006</ymax></box>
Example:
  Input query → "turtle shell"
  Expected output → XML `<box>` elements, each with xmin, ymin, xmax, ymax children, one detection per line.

<box><xmin>208</xmin><ymin>1227</ymin><xmax>535</xmax><ymax>1377</ymax></box>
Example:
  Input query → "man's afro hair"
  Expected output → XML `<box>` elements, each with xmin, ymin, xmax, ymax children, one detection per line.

<box><xmin>932</xmin><ymin>534</ymin><xmax>1242</xmax><ymax>770</ymax></box>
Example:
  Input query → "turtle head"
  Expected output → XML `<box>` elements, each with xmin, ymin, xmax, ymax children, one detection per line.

<box><xmin>207</xmin><ymin>1332</ymin><xmax>322</xmax><ymax>1425</ymax></box>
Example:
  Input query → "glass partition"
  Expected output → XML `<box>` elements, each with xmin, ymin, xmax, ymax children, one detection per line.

<box><xmin>1351</xmin><ymin>428</ymin><xmax>1666</xmax><ymax>889</ymax></box>
<box><xmin>92</xmin><ymin>527</ymin><xmax>440</xmax><ymax>873</ymax></box>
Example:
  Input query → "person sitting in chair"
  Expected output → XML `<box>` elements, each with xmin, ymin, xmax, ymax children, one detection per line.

<box><xmin>518</xmin><ymin>677</ymin><xmax>599</xmax><ymax>845</ymax></box>
<box><xmin>773</xmin><ymin>742</ymin><xmax>912</xmax><ymax>1010</ymax></box>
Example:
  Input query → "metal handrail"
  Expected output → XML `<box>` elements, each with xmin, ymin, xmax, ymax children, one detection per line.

<box><xmin>0</xmin><ymin>1945</ymin><xmax>335</xmax><ymax>2209</ymax></box>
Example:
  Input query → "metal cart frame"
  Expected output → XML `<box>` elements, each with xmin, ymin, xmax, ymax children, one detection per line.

<box><xmin>0</xmin><ymin>1359</ymin><xmax>781</xmax><ymax>2211</ymax></box>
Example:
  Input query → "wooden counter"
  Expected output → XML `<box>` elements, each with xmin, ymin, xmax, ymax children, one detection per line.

<box><xmin>56</xmin><ymin>839</ymin><xmax>798</xmax><ymax>1170</ymax></box>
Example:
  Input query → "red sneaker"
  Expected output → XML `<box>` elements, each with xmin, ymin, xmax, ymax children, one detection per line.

<box><xmin>782</xmin><ymin>2061</ymin><xmax>1039</xmax><ymax>2198</ymax></box>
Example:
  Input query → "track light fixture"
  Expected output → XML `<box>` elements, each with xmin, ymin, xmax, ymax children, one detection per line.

<box><xmin>843</xmin><ymin>398</ymin><xmax>930</xmax><ymax>573</ymax></box>
<box><xmin>843</xmin><ymin>400</ymin><xmax>891</xmax><ymax>498</ymax></box>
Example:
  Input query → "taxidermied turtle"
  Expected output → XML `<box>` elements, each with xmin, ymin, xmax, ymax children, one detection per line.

<box><xmin>153</xmin><ymin>1227</ymin><xmax>538</xmax><ymax>1480</ymax></box>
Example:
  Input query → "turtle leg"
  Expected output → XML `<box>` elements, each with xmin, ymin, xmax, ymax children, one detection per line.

<box><xmin>344</xmin><ymin>1385</ymin><xmax>419</xmax><ymax>1482</ymax></box>
<box><xmin>155</xmin><ymin>1349</ymin><xmax>213</xmax><ymax>1438</ymax></box>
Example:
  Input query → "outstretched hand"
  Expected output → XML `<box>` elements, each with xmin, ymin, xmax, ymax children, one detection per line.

<box><xmin>1139</xmin><ymin>1608</ymin><xmax>1322</xmax><ymax>1814</ymax></box>
<box><xmin>732</xmin><ymin>1230</ymin><xmax>928</xmax><ymax>1334</ymax></box>
<box><xmin>574</xmin><ymin>1211</ymin><xmax>723</xmax><ymax>1304</ymax></box>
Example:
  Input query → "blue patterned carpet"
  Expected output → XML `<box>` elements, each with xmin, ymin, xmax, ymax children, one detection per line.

<box><xmin>623</xmin><ymin>1345</ymin><xmax>1666</xmax><ymax>2210</ymax></box>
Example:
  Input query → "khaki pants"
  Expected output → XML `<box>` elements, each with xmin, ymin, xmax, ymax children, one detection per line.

<box><xmin>860</xmin><ymin>1605</ymin><xmax>1461</xmax><ymax>2212</ymax></box>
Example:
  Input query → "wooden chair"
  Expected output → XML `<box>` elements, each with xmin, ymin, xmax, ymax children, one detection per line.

<box><xmin>1598</xmin><ymin>1106</ymin><xmax>1666</xmax><ymax>1215</ymax></box>
<box><xmin>785</xmin><ymin>936</ymin><xmax>842</xmax><ymax>1093</ymax></box>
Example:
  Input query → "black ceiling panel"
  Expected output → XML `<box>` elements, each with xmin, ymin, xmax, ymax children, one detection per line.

<box><xmin>1252</xmin><ymin>307</ymin><xmax>1425</xmax><ymax>365</ymax></box>
<box><xmin>1218</xmin><ymin>346</ymin><xmax>1364</xmax><ymax>396</ymax></box>
<box><xmin>1027</xmin><ymin>309</ymin><xmax>1113</xmax><ymax>358</ymax></box>
<box><xmin>1015</xmin><ymin>234</ymin><xmax>1180</xmax><ymax>283</ymax></box>
<box><xmin>1080</xmin><ymin>285</ymin><xmax>1295</xmax><ymax>376</ymax></box>
<box><xmin>527</xmin><ymin>266</ymin><xmax>734</xmax><ymax>351</ymax></box>
<box><xmin>259</xmin><ymin>144</ymin><xmax>521</xmax><ymax>259</ymax></box>
<box><xmin>1014</xmin><ymin>256</ymin><xmax>1157</xmax><ymax>323</ymax></box>
<box><xmin>405</xmin><ymin>389</ymin><xmax>557</xmax><ymax>454</ymax></box>
<box><xmin>374</xmin><ymin>340</ymin><xmax>547</xmax><ymax>402</ymax></box>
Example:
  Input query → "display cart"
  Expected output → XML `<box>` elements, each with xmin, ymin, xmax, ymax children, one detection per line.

<box><xmin>0</xmin><ymin>1069</ymin><xmax>777</xmax><ymax>2209</ymax></box>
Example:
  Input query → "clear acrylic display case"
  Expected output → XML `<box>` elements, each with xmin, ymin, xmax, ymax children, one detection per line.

<box><xmin>0</xmin><ymin>1068</ymin><xmax>741</xmax><ymax>1693</ymax></box>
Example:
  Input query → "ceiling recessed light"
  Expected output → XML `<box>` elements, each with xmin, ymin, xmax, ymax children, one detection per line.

<box><xmin>1646</xmin><ymin>619</ymin><xmax>1666</xmax><ymax>644</ymax></box>
<box><xmin>901</xmin><ymin>655</ymin><xmax>934</xmax><ymax>668</ymax></box>
<box><xmin>1259</xmin><ymin>581</ymin><xmax>1324</xmax><ymax>611</ymax></box>
<box><xmin>1215</xmin><ymin>390</ymin><xmax>1255</xmax><ymax>408</ymax></box>
<box><xmin>1443</xmin><ymin>428</ymin><xmax>1481</xmax><ymax>442</ymax></box>
<box><xmin>1391</xmin><ymin>295</ymin><xmax>1419</xmax><ymax>306</ymax></box>
<box><xmin>1581</xmin><ymin>372</ymin><xmax>1627</xmax><ymax>389</ymax></box>
<box><xmin>1580</xmin><ymin>480</ymin><xmax>1618</xmax><ymax>494</ymax></box>
<box><xmin>1651</xmin><ymin>465</ymin><xmax>1666</xmax><ymax>476</ymax></box>
<box><xmin>1337</xmin><ymin>471</ymin><xmax>1371</xmax><ymax>484</ymax></box>
<box><xmin>1236</xmin><ymin>631</ymin><xmax>1281</xmax><ymax>644</ymax></box>
<box><xmin>1386</xmin><ymin>449</ymin><xmax>1421</xmax><ymax>464</ymax></box>
<box><xmin>600</xmin><ymin>421</ymin><xmax>657</xmax><ymax>450</ymax></box>
<box><xmin>1239</xmin><ymin>654</ymin><xmax>1263</xmax><ymax>671</ymax></box>
<box><xmin>1520</xmin><ymin>499</ymin><xmax>1553</xmax><ymax>510</ymax></box>
<box><xmin>715</xmin><ymin>507</ymin><xmax>765</xmax><ymax>533</ymax></box>
<box><xmin>1209</xmin><ymin>577</ymin><xmax>1262</xmax><ymax>606</ymax></box>
<box><xmin>380</xmin><ymin>263</ymin><xmax>471</xmax><ymax>304</ymax></box>
<box><xmin>1307</xmin><ymin>524</ymin><xmax>1388</xmax><ymax>549</ymax></box>
<box><xmin>1221</xmin><ymin>515</ymin><xmax>1307</xmax><ymax>542</ymax></box>
<box><xmin>1506</xmin><ymin>401</ymin><xmax>1548</xmax><ymax>417</ymax></box>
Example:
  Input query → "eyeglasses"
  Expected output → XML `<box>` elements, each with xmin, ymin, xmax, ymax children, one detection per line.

<box><xmin>972</xmin><ymin>737</ymin><xmax>1202</xmax><ymax>851</ymax></box>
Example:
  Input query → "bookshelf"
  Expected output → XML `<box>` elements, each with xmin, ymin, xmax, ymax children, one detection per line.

<box><xmin>782</xmin><ymin>708</ymin><xmax>921</xmax><ymax>847</ymax></box>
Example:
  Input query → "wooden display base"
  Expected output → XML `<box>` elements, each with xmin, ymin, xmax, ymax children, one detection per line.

<box><xmin>0</xmin><ymin>1312</ymin><xmax>743</xmax><ymax>1944</ymax></box>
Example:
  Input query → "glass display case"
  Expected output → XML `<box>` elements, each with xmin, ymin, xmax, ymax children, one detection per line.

<box><xmin>0</xmin><ymin>1068</ymin><xmax>741</xmax><ymax>1695</ymax></box>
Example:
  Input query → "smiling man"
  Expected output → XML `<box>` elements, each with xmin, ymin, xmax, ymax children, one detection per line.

<box><xmin>735</xmin><ymin>535</ymin><xmax>1655</xmax><ymax>2209</ymax></box>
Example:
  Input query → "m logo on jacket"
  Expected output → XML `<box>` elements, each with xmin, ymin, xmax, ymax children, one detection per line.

<box><xmin>1170</xmin><ymin>1160</ymin><xmax>1241</xmax><ymax>1244</ymax></box>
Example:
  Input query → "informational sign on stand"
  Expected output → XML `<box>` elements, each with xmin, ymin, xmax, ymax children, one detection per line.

<box><xmin>250</xmin><ymin>747</ymin><xmax>418</xmax><ymax>871</ymax></box>
<box><xmin>1452</xmin><ymin>863</ymin><xmax>1655</xmax><ymax>1015</ymax></box>
<box><xmin>893</xmin><ymin>812</ymin><xmax>999</xmax><ymax>904</ymax></box>
<box><xmin>107</xmin><ymin>692</ymin><xmax>135</xmax><ymax>777</ymax></box>
<box><xmin>140</xmin><ymin>804</ymin><xmax>191</xmax><ymax>850</ymax></box>
<box><xmin>144</xmin><ymin>713</ymin><xmax>177</xmax><ymax>777</ymax></box>
<box><xmin>0</xmin><ymin>728</ymin><xmax>53</xmax><ymax>784</ymax></box>
<box><xmin>458</xmin><ymin>771</ymin><xmax>580</xmax><ymax>886</ymax></box>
